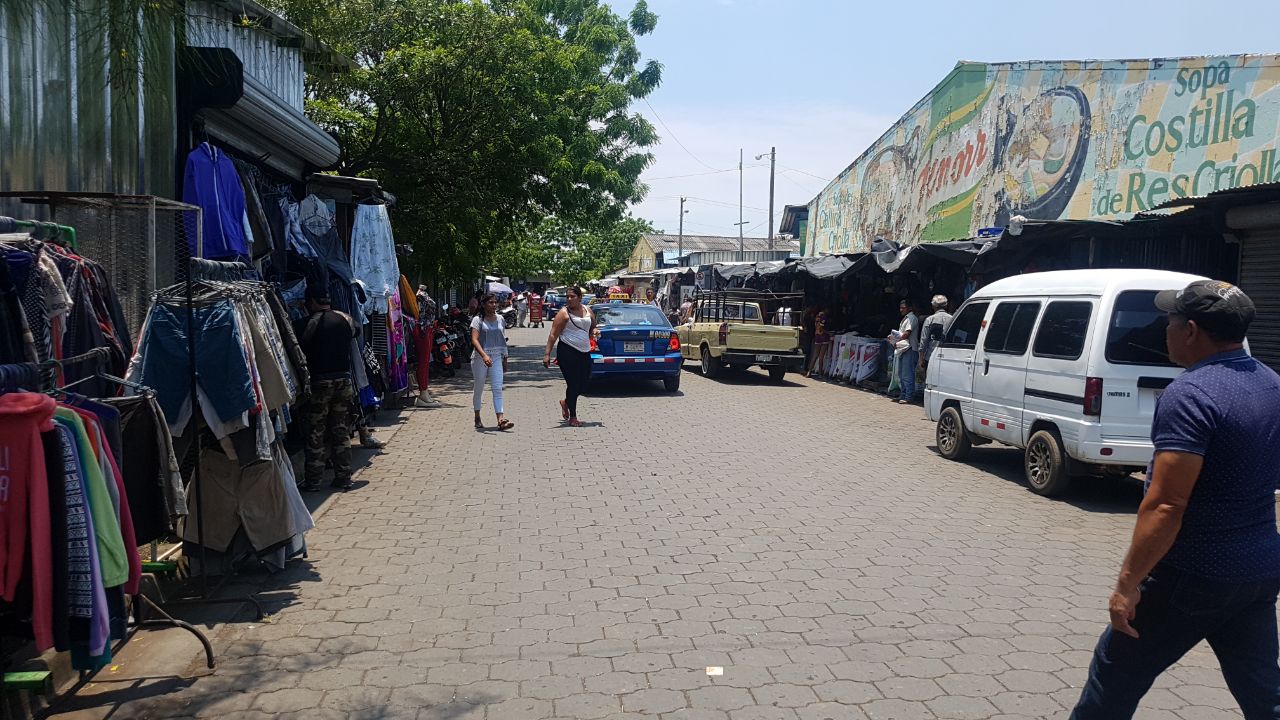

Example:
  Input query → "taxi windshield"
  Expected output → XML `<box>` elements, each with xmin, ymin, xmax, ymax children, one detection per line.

<box><xmin>593</xmin><ymin>306</ymin><xmax>668</xmax><ymax>327</ymax></box>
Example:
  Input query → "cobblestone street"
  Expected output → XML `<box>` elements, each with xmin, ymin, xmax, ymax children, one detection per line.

<box><xmin>61</xmin><ymin>328</ymin><xmax>1249</xmax><ymax>719</ymax></box>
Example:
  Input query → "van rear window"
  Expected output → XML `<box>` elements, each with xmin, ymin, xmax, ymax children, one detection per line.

<box><xmin>1106</xmin><ymin>291</ymin><xmax>1177</xmax><ymax>367</ymax></box>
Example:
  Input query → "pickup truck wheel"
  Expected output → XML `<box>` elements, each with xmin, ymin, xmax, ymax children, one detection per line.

<box><xmin>1025</xmin><ymin>429</ymin><xmax>1071</xmax><ymax>496</ymax></box>
<box><xmin>767</xmin><ymin>366</ymin><xmax>786</xmax><ymax>382</ymax></box>
<box><xmin>936</xmin><ymin>406</ymin><xmax>971</xmax><ymax>460</ymax></box>
<box><xmin>663</xmin><ymin>374</ymin><xmax>681</xmax><ymax>392</ymax></box>
<box><xmin>700</xmin><ymin>345</ymin><xmax>722</xmax><ymax>378</ymax></box>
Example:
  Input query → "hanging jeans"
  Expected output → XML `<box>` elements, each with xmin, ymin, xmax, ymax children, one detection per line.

<box><xmin>471</xmin><ymin>353</ymin><xmax>505</xmax><ymax>414</ymax></box>
<box><xmin>557</xmin><ymin>342</ymin><xmax>591</xmax><ymax>418</ymax></box>
<box><xmin>135</xmin><ymin>301</ymin><xmax>257</xmax><ymax>433</ymax></box>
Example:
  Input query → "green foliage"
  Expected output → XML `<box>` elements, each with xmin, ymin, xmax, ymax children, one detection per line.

<box><xmin>268</xmin><ymin>0</ymin><xmax>663</xmax><ymax>284</ymax></box>
<box><xmin>513</xmin><ymin>215</ymin><xmax>652</xmax><ymax>285</ymax></box>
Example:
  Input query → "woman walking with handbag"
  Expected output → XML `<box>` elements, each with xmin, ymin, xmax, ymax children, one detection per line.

<box><xmin>471</xmin><ymin>294</ymin><xmax>513</xmax><ymax>430</ymax></box>
<box><xmin>543</xmin><ymin>285</ymin><xmax>596</xmax><ymax>427</ymax></box>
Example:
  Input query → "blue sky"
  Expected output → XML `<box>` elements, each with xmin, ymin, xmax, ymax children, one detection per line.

<box><xmin>621</xmin><ymin>0</ymin><xmax>1280</xmax><ymax>238</ymax></box>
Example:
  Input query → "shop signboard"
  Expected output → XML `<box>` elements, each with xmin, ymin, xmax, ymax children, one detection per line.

<box><xmin>807</xmin><ymin>55</ymin><xmax>1280</xmax><ymax>255</ymax></box>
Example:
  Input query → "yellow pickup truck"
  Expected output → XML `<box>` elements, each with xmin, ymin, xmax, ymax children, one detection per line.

<box><xmin>676</xmin><ymin>290</ymin><xmax>805</xmax><ymax>382</ymax></box>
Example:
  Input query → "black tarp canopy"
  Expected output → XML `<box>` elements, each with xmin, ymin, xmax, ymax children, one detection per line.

<box><xmin>775</xmin><ymin>254</ymin><xmax>855</xmax><ymax>280</ymax></box>
<box><xmin>872</xmin><ymin>238</ymin><xmax>992</xmax><ymax>274</ymax></box>
<box><xmin>714</xmin><ymin>261</ymin><xmax>785</xmax><ymax>283</ymax></box>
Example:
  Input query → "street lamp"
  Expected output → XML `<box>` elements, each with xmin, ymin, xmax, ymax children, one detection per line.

<box><xmin>754</xmin><ymin>147</ymin><xmax>776</xmax><ymax>250</ymax></box>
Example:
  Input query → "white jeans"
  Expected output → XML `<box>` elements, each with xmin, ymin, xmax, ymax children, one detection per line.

<box><xmin>472</xmin><ymin>354</ymin><xmax>505</xmax><ymax>413</ymax></box>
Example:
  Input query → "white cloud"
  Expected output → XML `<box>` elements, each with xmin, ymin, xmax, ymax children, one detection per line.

<box><xmin>631</xmin><ymin>103</ymin><xmax>894</xmax><ymax>238</ymax></box>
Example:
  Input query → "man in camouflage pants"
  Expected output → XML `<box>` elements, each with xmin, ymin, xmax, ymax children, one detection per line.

<box><xmin>295</xmin><ymin>287</ymin><xmax>359</xmax><ymax>491</ymax></box>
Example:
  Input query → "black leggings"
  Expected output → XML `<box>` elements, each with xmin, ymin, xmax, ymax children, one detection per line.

<box><xmin>557</xmin><ymin>342</ymin><xmax>591</xmax><ymax>417</ymax></box>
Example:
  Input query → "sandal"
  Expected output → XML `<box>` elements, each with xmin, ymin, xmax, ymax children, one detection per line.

<box><xmin>497</xmin><ymin>419</ymin><xmax>514</xmax><ymax>430</ymax></box>
<box><xmin>567</xmin><ymin>418</ymin><xmax>583</xmax><ymax>427</ymax></box>
<box><xmin>559</xmin><ymin>399</ymin><xmax>569</xmax><ymax>420</ymax></box>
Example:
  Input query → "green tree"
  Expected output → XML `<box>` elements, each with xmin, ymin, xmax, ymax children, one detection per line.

<box><xmin>270</xmin><ymin>0</ymin><xmax>663</xmax><ymax>283</ymax></box>
<box><xmin>519</xmin><ymin>215</ymin><xmax>652</xmax><ymax>285</ymax></box>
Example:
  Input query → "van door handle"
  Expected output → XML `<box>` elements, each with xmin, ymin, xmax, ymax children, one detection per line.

<box><xmin>983</xmin><ymin>358</ymin><xmax>990</xmax><ymax>375</ymax></box>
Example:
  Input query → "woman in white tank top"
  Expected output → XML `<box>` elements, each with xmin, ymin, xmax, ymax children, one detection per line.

<box><xmin>543</xmin><ymin>285</ymin><xmax>597</xmax><ymax>426</ymax></box>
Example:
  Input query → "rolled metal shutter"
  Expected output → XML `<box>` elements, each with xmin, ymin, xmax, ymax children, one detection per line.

<box><xmin>1239</xmin><ymin>228</ymin><xmax>1280</xmax><ymax>373</ymax></box>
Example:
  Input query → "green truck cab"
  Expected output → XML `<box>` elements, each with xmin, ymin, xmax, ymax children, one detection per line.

<box><xmin>676</xmin><ymin>290</ymin><xmax>805</xmax><ymax>382</ymax></box>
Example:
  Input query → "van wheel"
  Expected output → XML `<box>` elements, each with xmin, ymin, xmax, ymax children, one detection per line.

<box><xmin>936</xmin><ymin>406</ymin><xmax>972</xmax><ymax>460</ymax></box>
<box><xmin>1025</xmin><ymin>430</ymin><xmax>1072</xmax><ymax>496</ymax></box>
<box><xmin>700</xmin><ymin>345</ymin><xmax>722</xmax><ymax>378</ymax></box>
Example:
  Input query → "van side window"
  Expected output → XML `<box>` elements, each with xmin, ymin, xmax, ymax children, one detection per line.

<box><xmin>1033</xmin><ymin>301</ymin><xmax>1093</xmax><ymax>360</ymax></box>
<box><xmin>984</xmin><ymin>302</ymin><xmax>1041</xmax><ymax>355</ymax></box>
<box><xmin>1106</xmin><ymin>290</ymin><xmax>1177</xmax><ymax>367</ymax></box>
<box><xmin>941</xmin><ymin>302</ymin><xmax>989</xmax><ymax>349</ymax></box>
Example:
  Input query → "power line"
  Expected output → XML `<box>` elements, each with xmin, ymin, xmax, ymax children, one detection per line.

<box><xmin>646</xmin><ymin>168</ymin><xmax>735</xmax><ymax>181</ymax></box>
<box><xmin>779</xmin><ymin>164</ymin><xmax>830</xmax><ymax>181</ymax></box>
<box><xmin>643</xmin><ymin>99</ymin><xmax>722</xmax><ymax>172</ymax></box>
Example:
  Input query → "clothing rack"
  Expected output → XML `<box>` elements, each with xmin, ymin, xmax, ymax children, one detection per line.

<box><xmin>0</xmin><ymin>347</ymin><xmax>216</xmax><ymax>688</ymax></box>
<box><xmin>155</xmin><ymin>257</ymin><xmax>264</xmax><ymax>622</ymax></box>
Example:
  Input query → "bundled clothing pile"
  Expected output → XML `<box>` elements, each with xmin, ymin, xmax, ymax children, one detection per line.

<box><xmin>0</xmin><ymin>388</ymin><xmax>185</xmax><ymax>670</ymax></box>
<box><xmin>127</xmin><ymin>278</ymin><xmax>314</xmax><ymax>571</ymax></box>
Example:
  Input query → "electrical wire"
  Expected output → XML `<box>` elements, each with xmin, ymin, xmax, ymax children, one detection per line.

<box><xmin>643</xmin><ymin>99</ymin><xmax>722</xmax><ymax>172</ymax></box>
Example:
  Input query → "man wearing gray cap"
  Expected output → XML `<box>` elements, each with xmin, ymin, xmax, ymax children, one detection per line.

<box><xmin>1072</xmin><ymin>280</ymin><xmax>1280</xmax><ymax>718</ymax></box>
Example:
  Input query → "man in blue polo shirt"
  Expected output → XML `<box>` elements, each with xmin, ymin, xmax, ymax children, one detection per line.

<box><xmin>1072</xmin><ymin>280</ymin><xmax>1280</xmax><ymax>719</ymax></box>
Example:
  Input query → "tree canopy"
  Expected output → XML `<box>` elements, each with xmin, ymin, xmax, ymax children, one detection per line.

<box><xmin>497</xmin><ymin>215</ymin><xmax>653</xmax><ymax>285</ymax></box>
<box><xmin>270</xmin><ymin>0</ymin><xmax>663</xmax><ymax>282</ymax></box>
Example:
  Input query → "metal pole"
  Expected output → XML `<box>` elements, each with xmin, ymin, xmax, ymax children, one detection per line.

<box><xmin>738</xmin><ymin>148</ymin><xmax>744</xmax><ymax>261</ymax></box>
<box><xmin>678</xmin><ymin>196</ymin><xmax>685</xmax><ymax>263</ymax></box>
<box><xmin>767</xmin><ymin>147</ymin><xmax>776</xmax><ymax>251</ymax></box>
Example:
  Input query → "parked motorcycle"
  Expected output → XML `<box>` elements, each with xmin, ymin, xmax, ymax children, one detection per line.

<box><xmin>498</xmin><ymin>305</ymin><xmax>517</xmax><ymax>329</ymax></box>
<box><xmin>431</xmin><ymin>320</ymin><xmax>457</xmax><ymax>377</ymax></box>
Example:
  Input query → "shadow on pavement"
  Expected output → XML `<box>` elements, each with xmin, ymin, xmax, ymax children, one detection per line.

<box><xmin>928</xmin><ymin>443</ymin><xmax>1143</xmax><ymax>514</ymax></box>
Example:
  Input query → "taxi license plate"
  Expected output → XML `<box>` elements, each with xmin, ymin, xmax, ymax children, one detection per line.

<box><xmin>624</xmin><ymin>342</ymin><xmax>645</xmax><ymax>353</ymax></box>
<box><xmin>757</xmin><ymin>354</ymin><xmax>774</xmax><ymax>362</ymax></box>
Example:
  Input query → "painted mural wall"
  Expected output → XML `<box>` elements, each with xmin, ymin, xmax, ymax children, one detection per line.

<box><xmin>806</xmin><ymin>54</ymin><xmax>1280</xmax><ymax>255</ymax></box>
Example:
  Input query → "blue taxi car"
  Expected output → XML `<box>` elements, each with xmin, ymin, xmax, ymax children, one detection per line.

<box><xmin>589</xmin><ymin>302</ymin><xmax>683</xmax><ymax>392</ymax></box>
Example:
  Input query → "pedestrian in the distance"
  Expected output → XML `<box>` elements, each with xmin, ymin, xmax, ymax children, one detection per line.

<box><xmin>543</xmin><ymin>285</ymin><xmax>596</xmax><ymax>427</ymax></box>
<box><xmin>470</xmin><ymin>294</ymin><xmax>513</xmax><ymax>430</ymax></box>
<box><xmin>1071</xmin><ymin>280</ymin><xmax>1280</xmax><ymax>719</ymax></box>
<box><xmin>891</xmin><ymin>299</ymin><xmax>920</xmax><ymax>404</ymax></box>
<box><xmin>515</xmin><ymin>292</ymin><xmax>529</xmax><ymax>328</ymax></box>
<box><xmin>294</xmin><ymin>286</ymin><xmax>360</xmax><ymax>491</ymax></box>
<box><xmin>918</xmin><ymin>294</ymin><xmax>952</xmax><ymax>372</ymax></box>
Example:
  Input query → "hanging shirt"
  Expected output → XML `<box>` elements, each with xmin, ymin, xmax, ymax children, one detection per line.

<box><xmin>0</xmin><ymin>392</ymin><xmax>55</xmax><ymax>650</ymax></box>
<box><xmin>350</xmin><ymin>204</ymin><xmax>400</xmax><ymax>314</ymax></box>
<box><xmin>182</xmin><ymin>143</ymin><xmax>249</xmax><ymax>260</ymax></box>
<box><xmin>53</xmin><ymin>409</ymin><xmax>129</xmax><ymax>589</ymax></box>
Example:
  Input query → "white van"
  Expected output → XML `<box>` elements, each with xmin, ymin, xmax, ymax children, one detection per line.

<box><xmin>924</xmin><ymin>269</ymin><xmax>1208</xmax><ymax>496</ymax></box>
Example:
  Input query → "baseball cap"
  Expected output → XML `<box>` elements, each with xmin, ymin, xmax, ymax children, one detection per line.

<box><xmin>1154</xmin><ymin>279</ymin><xmax>1255</xmax><ymax>338</ymax></box>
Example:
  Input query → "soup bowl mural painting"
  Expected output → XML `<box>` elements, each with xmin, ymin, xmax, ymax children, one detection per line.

<box><xmin>807</xmin><ymin>55</ymin><xmax>1280</xmax><ymax>255</ymax></box>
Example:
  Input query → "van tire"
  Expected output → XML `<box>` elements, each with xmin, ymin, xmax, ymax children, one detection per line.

<box><xmin>936</xmin><ymin>406</ymin><xmax>972</xmax><ymax>461</ymax></box>
<box><xmin>700</xmin><ymin>345</ymin><xmax>722</xmax><ymax>378</ymax></box>
<box><xmin>1025</xmin><ymin>430</ymin><xmax>1071</xmax><ymax>496</ymax></box>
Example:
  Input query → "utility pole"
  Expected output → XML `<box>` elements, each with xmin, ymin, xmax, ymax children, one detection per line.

<box><xmin>738</xmin><ymin>148</ymin><xmax>744</xmax><ymax>261</ymax></box>
<box><xmin>767</xmin><ymin>147</ymin><xmax>776</xmax><ymax>250</ymax></box>
<box><xmin>678</xmin><ymin>196</ymin><xmax>686</xmax><ymax>264</ymax></box>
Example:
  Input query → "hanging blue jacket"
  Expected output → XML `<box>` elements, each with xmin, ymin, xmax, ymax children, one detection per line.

<box><xmin>182</xmin><ymin>143</ymin><xmax>248</xmax><ymax>260</ymax></box>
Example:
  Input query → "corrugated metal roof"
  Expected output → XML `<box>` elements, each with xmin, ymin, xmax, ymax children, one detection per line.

<box><xmin>643</xmin><ymin>233</ymin><xmax>800</xmax><ymax>254</ymax></box>
<box><xmin>1148</xmin><ymin>182</ymin><xmax>1280</xmax><ymax>212</ymax></box>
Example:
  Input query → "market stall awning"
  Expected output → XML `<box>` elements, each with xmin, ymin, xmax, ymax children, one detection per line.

<box><xmin>776</xmin><ymin>254</ymin><xmax>854</xmax><ymax>279</ymax></box>
<box><xmin>968</xmin><ymin>220</ymin><xmax>1126</xmax><ymax>275</ymax></box>
<box><xmin>872</xmin><ymin>238</ymin><xmax>992</xmax><ymax>274</ymax></box>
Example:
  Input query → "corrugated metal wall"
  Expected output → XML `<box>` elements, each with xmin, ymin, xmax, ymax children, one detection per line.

<box><xmin>0</xmin><ymin>0</ymin><xmax>176</xmax><ymax>214</ymax></box>
<box><xmin>185</xmin><ymin>0</ymin><xmax>304</xmax><ymax>111</ymax></box>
